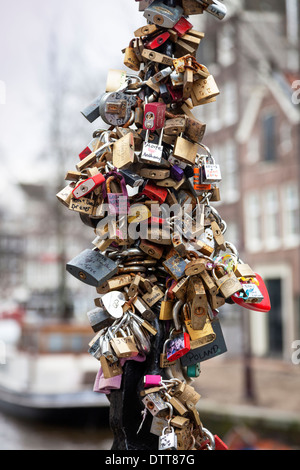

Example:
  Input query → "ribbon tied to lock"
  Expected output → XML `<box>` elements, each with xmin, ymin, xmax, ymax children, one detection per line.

<box><xmin>102</xmin><ymin>170</ymin><xmax>130</xmax><ymax>215</ymax></box>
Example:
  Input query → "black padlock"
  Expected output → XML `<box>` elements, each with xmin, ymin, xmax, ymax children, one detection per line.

<box><xmin>66</xmin><ymin>249</ymin><xmax>118</xmax><ymax>287</ymax></box>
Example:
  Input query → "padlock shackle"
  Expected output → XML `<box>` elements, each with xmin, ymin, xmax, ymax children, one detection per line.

<box><xmin>101</xmin><ymin>170</ymin><xmax>128</xmax><ymax>200</ymax></box>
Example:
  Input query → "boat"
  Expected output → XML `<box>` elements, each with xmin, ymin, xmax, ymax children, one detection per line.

<box><xmin>0</xmin><ymin>318</ymin><xmax>109</xmax><ymax>423</ymax></box>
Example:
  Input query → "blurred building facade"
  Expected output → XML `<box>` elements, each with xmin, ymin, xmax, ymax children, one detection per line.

<box><xmin>0</xmin><ymin>0</ymin><xmax>298</xmax><ymax>363</ymax></box>
<box><xmin>197</xmin><ymin>0</ymin><xmax>300</xmax><ymax>361</ymax></box>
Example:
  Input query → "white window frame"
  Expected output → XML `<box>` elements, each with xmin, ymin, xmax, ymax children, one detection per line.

<box><xmin>263</xmin><ymin>186</ymin><xmax>281</xmax><ymax>251</ymax></box>
<box><xmin>244</xmin><ymin>190</ymin><xmax>263</xmax><ymax>253</ymax></box>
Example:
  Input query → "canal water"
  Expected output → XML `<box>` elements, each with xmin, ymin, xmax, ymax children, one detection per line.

<box><xmin>0</xmin><ymin>409</ymin><xmax>114</xmax><ymax>450</ymax></box>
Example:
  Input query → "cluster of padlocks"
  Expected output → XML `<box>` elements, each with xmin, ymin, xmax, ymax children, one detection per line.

<box><xmin>56</xmin><ymin>0</ymin><xmax>271</xmax><ymax>451</ymax></box>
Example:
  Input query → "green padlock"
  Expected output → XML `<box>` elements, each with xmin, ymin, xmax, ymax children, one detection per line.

<box><xmin>187</xmin><ymin>363</ymin><xmax>201</xmax><ymax>378</ymax></box>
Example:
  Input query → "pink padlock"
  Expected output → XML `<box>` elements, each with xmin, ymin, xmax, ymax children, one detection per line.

<box><xmin>144</xmin><ymin>374</ymin><xmax>162</xmax><ymax>388</ymax></box>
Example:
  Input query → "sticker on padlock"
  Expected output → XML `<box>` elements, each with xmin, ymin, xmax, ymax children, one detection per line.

<box><xmin>237</xmin><ymin>283</ymin><xmax>264</xmax><ymax>304</ymax></box>
<box><xmin>200</xmin><ymin>160</ymin><xmax>222</xmax><ymax>184</ymax></box>
<box><xmin>141</xmin><ymin>128</ymin><xmax>164</xmax><ymax>164</ymax></box>
<box><xmin>166</xmin><ymin>331</ymin><xmax>190</xmax><ymax>362</ymax></box>
<box><xmin>196</xmin><ymin>0</ymin><xmax>227</xmax><ymax>20</ymax></box>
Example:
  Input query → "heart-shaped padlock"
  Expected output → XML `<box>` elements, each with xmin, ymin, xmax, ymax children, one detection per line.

<box><xmin>231</xmin><ymin>273</ymin><xmax>271</xmax><ymax>313</ymax></box>
<box><xmin>101</xmin><ymin>291</ymin><xmax>126</xmax><ymax>319</ymax></box>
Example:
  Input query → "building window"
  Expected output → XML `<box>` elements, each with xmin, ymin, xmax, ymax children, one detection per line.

<box><xmin>282</xmin><ymin>183</ymin><xmax>300</xmax><ymax>246</ymax></box>
<box><xmin>263</xmin><ymin>187</ymin><xmax>281</xmax><ymax>250</ymax></box>
<box><xmin>246</xmin><ymin>134</ymin><xmax>260</xmax><ymax>164</ymax></box>
<box><xmin>280</xmin><ymin>122</ymin><xmax>293</xmax><ymax>155</ymax></box>
<box><xmin>220</xmin><ymin>140</ymin><xmax>239</xmax><ymax>204</ymax></box>
<box><xmin>222</xmin><ymin>81</ymin><xmax>238</xmax><ymax>127</ymax></box>
<box><xmin>262</xmin><ymin>112</ymin><xmax>277</xmax><ymax>162</ymax></box>
<box><xmin>217</xmin><ymin>23</ymin><xmax>236</xmax><ymax>68</ymax></box>
<box><xmin>244</xmin><ymin>191</ymin><xmax>262</xmax><ymax>252</ymax></box>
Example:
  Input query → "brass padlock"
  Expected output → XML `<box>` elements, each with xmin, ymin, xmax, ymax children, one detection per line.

<box><xmin>123</xmin><ymin>40</ymin><xmax>140</xmax><ymax>72</ymax></box>
<box><xmin>172</xmin><ymin>276</ymin><xmax>189</xmax><ymax>302</ymax></box>
<box><xmin>159</xmin><ymin>291</ymin><xmax>175</xmax><ymax>321</ymax></box>
<box><xmin>234</xmin><ymin>262</ymin><xmax>256</xmax><ymax>279</ymax></box>
<box><xmin>212</xmin><ymin>267</ymin><xmax>243</xmax><ymax>299</ymax></box>
<box><xmin>142</xmin><ymin>284</ymin><xmax>164</xmax><ymax>307</ymax></box>
<box><xmin>140</xmin><ymin>168</ymin><xmax>170</xmax><ymax>180</ymax></box>
<box><xmin>113</xmin><ymin>132</ymin><xmax>135</xmax><ymax>169</ymax></box>
<box><xmin>184</xmin><ymin>116</ymin><xmax>206</xmax><ymax>144</ymax></box>
<box><xmin>100</xmin><ymin>356</ymin><xmax>123</xmax><ymax>379</ymax></box>
<box><xmin>187</xmin><ymin>277</ymin><xmax>208</xmax><ymax>330</ymax></box>
<box><xmin>182</xmin><ymin>0</ymin><xmax>204</xmax><ymax>15</ymax></box>
<box><xmin>56</xmin><ymin>183</ymin><xmax>76</xmax><ymax>207</ymax></box>
<box><xmin>109</xmin><ymin>328</ymin><xmax>139</xmax><ymax>359</ymax></box>
<box><xmin>96</xmin><ymin>274</ymin><xmax>132</xmax><ymax>295</ymax></box>
<box><xmin>173</xmin><ymin>135</ymin><xmax>198</xmax><ymax>165</ymax></box>
<box><xmin>191</xmin><ymin>75</ymin><xmax>220</xmax><ymax>105</ymax></box>
<box><xmin>185</xmin><ymin>257</ymin><xmax>207</xmax><ymax>276</ymax></box>
<box><xmin>139</xmin><ymin>239</ymin><xmax>164</xmax><ymax>260</ymax></box>
<box><xmin>200</xmin><ymin>269</ymin><xmax>217</xmax><ymax>296</ymax></box>
<box><xmin>211</xmin><ymin>221</ymin><xmax>226</xmax><ymax>251</ymax></box>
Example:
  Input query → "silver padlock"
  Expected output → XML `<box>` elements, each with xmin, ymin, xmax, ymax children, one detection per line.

<box><xmin>159</xmin><ymin>426</ymin><xmax>178</xmax><ymax>450</ymax></box>
<box><xmin>101</xmin><ymin>332</ymin><xmax>119</xmax><ymax>364</ymax></box>
<box><xmin>200</xmin><ymin>157</ymin><xmax>222</xmax><ymax>184</ymax></box>
<box><xmin>142</xmin><ymin>393</ymin><xmax>169</xmax><ymax>416</ymax></box>
<box><xmin>132</xmin><ymin>296</ymin><xmax>156</xmax><ymax>322</ymax></box>
<box><xmin>86</xmin><ymin>307</ymin><xmax>115</xmax><ymax>332</ymax></box>
<box><xmin>66</xmin><ymin>249</ymin><xmax>118</xmax><ymax>288</ymax></box>
<box><xmin>144</xmin><ymin>0</ymin><xmax>184</xmax><ymax>28</ymax></box>
<box><xmin>81</xmin><ymin>78</ymin><xmax>139</xmax><ymax>125</ymax></box>
<box><xmin>239</xmin><ymin>283</ymin><xmax>264</xmax><ymax>304</ymax></box>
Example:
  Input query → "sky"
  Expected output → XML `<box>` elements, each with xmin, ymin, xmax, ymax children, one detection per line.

<box><xmin>0</xmin><ymin>0</ymin><xmax>142</xmax><ymax>211</ymax></box>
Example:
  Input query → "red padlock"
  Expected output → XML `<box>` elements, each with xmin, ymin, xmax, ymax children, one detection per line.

<box><xmin>145</xmin><ymin>31</ymin><xmax>171</xmax><ymax>49</ymax></box>
<box><xmin>166</xmin><ymin>84</ymin><xmax>183</xmax><ymax>103</ymax></box>
<box><xmin>72</xmin><ymin>173</ymin><xmax>105</xmax><ymax>199</ymax></box>
<box><xmin>142</xmin><ymin>181</ymin><xmax>168</xmax><ymax>204</ymax></box>
<box><xmin>143</xmin><ymin>102</ymin><xmax>166</xmax><ymax>132</ymax></box>
<box><xmin>215</xmin><ymin>435</ymin><xmax>229</xmax><ymax>450</ymax></box>
<box><xmin>172</xmin><ymin>16</ymin><xmax>193</xmax><ymax>37</ymax></box>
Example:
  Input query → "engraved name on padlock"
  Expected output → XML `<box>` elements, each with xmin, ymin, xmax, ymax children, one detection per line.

<box><xmin>66</xmin><ymin>249</ymin><xmax>118</xmax><ymax>287</ymax></box>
